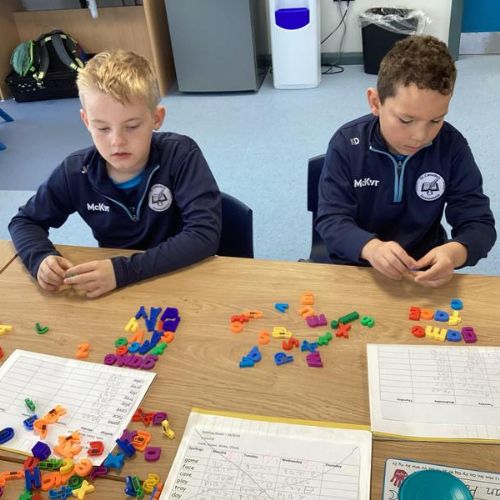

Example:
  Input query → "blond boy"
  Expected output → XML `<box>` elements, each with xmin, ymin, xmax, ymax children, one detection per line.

<box><xmin>9</xmin><ymin>50</ymin><xmax>221</xmax><ymax>297</ymax></box>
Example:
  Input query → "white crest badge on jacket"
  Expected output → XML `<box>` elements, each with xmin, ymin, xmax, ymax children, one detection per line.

<box><xmin>416</xmin><ymin>172</ymin><xmax>445</xmax><ymax>201</ymax></box>
<box><xmin>148</xmin><ymin>184</ymin><xmax>172</xmax><ymax>212</ymax></box>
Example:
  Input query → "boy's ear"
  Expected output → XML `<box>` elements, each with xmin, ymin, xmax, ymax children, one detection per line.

<box><xmin>367</xmin><ymin>88</ymin><xmax>381</xmax><ymax>116</ymax></box>
<box><xmin>153</xmin><ymin>105</ymin><xmax>166</xmax><ymax>130</ymax></box>
<box><xmin>80</xmin><ymin>108</ymin><xmax>90</xmax><ymax>129</ymax></box>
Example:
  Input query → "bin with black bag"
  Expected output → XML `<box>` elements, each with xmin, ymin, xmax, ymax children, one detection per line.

<box><xmin>359</xmin><ymin>8</ymin><xmax>429</xmax><ymax>75</ymax></box>
<box><xmin>6</xmin><ymin>30</ymin><xmax>88</xmax><ymax>102</ymax></box>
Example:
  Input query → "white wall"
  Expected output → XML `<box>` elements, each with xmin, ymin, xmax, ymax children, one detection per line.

<box><xmin>261</xmin><ymin>0</ymin><xmax>453</xmax><ymax>54</ymax></box>
<box><xmin>21</xmin><ymin>0</ymin><xmax>139</xmax><ymax>8</ymax></box>
<box><xmin>22</xmin><ymin>0</ymin><xmax>453</xmax><ymax>56</ymax></box>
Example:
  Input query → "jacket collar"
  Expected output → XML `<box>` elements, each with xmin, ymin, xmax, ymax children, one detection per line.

<box><xmin>367</xmin><ymin>114</ymin><xmax>433</xmax><ymax>155</ymax></box>
<box><xmin>367</xmin><ymin>115</ymin><xmax>390</xmax><ymax>152</ymax></box>
<box><xmin>83</xmin><ymin>135</ymin><xmax>159</xmax><ymax>193</ymax></box>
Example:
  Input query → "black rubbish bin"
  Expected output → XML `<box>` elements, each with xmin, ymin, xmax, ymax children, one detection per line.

<box><xmin>360</xmin><ymin>8</ymin><xmax>422</xmax><ymax>75</ymax></box>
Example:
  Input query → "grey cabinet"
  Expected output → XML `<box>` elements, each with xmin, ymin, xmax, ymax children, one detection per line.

<box><xmin>165</xmin><ymin>0</ymin><xmax>265</xmax><ymax>92</ymax></box>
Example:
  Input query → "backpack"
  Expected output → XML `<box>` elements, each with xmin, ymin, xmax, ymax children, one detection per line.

<box><xmin>10</xmin><ymin>40</ymin><xmax>35</xmax><ymax>77</ymax></box>
<box><xmin>11</xmin><ymin>30</ymin><xmax>86</xmax><ymax>82</ymax></box>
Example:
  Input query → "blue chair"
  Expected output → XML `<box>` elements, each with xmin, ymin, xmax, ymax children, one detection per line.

<box><xmin>306</xmin><ymin>154</ymin><xmax>330</xmax><ymax>263</ymax></box>
<box><xmin>218</xmin><ymin>192</ymin><xmax>254</xmax><ymax>258</ymax></box>
<box><xmin>0</xmin><ymin>107</ymin><xmax>14</xmax><ymax>151</ymax></box>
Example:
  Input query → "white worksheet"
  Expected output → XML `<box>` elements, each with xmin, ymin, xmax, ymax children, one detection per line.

<box><xmin>0</xmin><ymin>349</ymin><xmax>155</xmax><ymax>464</ymax></box>
<box><xmin>161</xmin><ymin>409</ymin><xmax>372</xmax><ymax>500</ymax></box>
<box><xmin>367</xmin><ymin>344</ymin><xmax>500</xmax><ymax>440</ymax></box>
<box><xmin>383</xmin><ymin>458</ymin><xmax>500</xmax><ymax>500</ymax></box>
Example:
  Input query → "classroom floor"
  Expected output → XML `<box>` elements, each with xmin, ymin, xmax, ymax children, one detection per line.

<box><xmin>1</xmin><ymin>55</ymin><xmax>499</xmax><ymax>274</ymax></box>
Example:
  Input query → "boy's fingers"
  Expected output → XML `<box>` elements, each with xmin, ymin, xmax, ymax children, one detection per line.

<box><xmin>386</xmin><ymin>244</ymin><xmax>417</xmax><ymax>272</ymax></box>
<box><xmin>413</xmin><ymin>254</ymin><xmax>433</xmax><ymax>270</ymax></box>
<box><xmin>71</xmin><ymin>279</ymin><xmax>102</xmax><ymax>297</ymax></box>
<box><xmin>66</xmin><ymin>261</ymin><xmax>97</xmax><ymax>276</ymax></box>
<box><xmin>416</xmin><ymin>272</ymin><xmax>447</xmax><ymax>285</ymax></box>
<box><xmin>414</xmin><ymin>264</ymin><xmax>450</xmax><ymax>284</ymax></box>
<box><xmin>43</xmin><ymin>269</ymin><xmax>64</xmax><ymax>286</ymax></box>
<box><xmin>385</xmin><ymin>248</ymin><xmax>415</xmax><ymax>277</ymax></box>
<box><xmin>403</xmin><ymin>257</ymin><xmax>419</xmax><ymax>271</ymax></box>
<box><xmin>379</xmin><ymin>258</ymin><xmax>404</xmax><ymax>280</ymax></box>
<box><xmin>45</xmin><ymin>260</ymin><xmax>66</xmax><ymax>279</ymax></box>
<box><xmin>396</xmin><ymin>250</ymin><xmax>418</xmax><ymax>271</ymax></box>
<box><xmin>413</xmin><ymin>267</ymin><xmax>436</xmax><ymax>281</ymax></box>
<box><xmin>64</xmin><ymin>262</ymin><xmax>99</xmax><ymax>285</ymax></box>
<box><xmin>402</xmin><ymin>270</ymin><xmax>417</xmax><ymax>282</ymax></box>
<box><xmin>39</xmin><ymin>262</ymin><xmax>65</xmax><ymax>285</ymax></box>
<box><xmin>65</xmin><ymin>272</ymin><xmax>95</xmax><ymax>286</ymax></box>
<box><xmin>38</xmin><ymin>278</ymin><xmax>59</xmax><ymax>292</ymax></box>
<box><xmin>86</xmin><ymin>287</ymin><xmax>104</xmax><ymax>299</ymax></box>
<box><xmin>416</xmin><ymin>274</ymin><xmax>453</xmax><ymax>288</ymax></box>
<box><xmin>57</xmin><ymin>257</ymin><xmax>74</xmax><ymax>270</ymax></box>
<box><xmin>391</xmin><ymin>255</ymin><xmax>412</xmax><ymax>275</ymax></box>
<box><xmin>70</xmin><ymin>281</ymin><xmax>90</xmax><ymax>292</ymax></box>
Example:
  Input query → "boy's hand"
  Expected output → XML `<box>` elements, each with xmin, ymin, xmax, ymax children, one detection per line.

<box><xmin>361</xmin><ymin>238</ymin><xmax>418</xmax><ymax>281</ymax></box>
<box><xmin>411</xmin><ymin>242</ymin><xmax>468</xmax><ymax>288</ymax></box>
<box><xmin>37</xmin><ymin>255</ymin><xmax>74</xmax><ymax>292</ymax></box>
<box><xmin>63</xmin><ymin>259</ymin><xmax>117</xmax><ymax>298</ymax></box>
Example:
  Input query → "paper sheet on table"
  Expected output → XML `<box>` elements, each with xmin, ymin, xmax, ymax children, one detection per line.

<box><xmin>0</xmin><ymin>349</ymin><xmax>155</xmax><ymax>464</ymax></box>
<box><xmin>367</xmin><ymin>344</ymin><xmax>500</xmax><ymax>441</ymax></box>
<box><xmin>161</xmin><ymin>408</ymin><xmax>372</xmax><ymax>500</ymax></box>
<box><xmin>383</xmin><ymin>458</ymin><xmax>500</xmax><ymax>499</ymax></box>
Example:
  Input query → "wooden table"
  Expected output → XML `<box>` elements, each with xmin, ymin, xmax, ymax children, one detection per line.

<box><xmin>1</xmin><ymin>244</ymin><xmax>499</xmax><ymax>498</ymax></box>
<box><xmin>0</xmin><ymin>239</ymin><xmax>16</xmax><ymax>273</ymax></box>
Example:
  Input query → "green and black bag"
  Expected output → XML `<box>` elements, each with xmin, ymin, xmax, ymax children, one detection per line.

<box><xmin>11</xmin><ymin>30</ymin><xmax>86</xmax><ymax>80</ymax></box>
<box><xmin>10</xmin><ymin>39</ymin><xmax>36</xmax><ymax>77</ymax></box>
<box><xmin>7</xmin><ymin>30</ymin><xmax>88</xmax><ymax>102</ymax></box>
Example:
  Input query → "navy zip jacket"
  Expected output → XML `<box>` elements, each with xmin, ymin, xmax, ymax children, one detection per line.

<box><xmin>316</xmin><ymin>114</ymin><xmax>496</xmax><ymax>267</ymax></box>
<box><xmin>9</xmin><ymin>132</ymin><xmax>222</xmax><ymax>288</ymax></box>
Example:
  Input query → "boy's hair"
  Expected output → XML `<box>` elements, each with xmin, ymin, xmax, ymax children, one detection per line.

<box><xmin>377</xmin><ymin>35</ymin><xmax>456</xmax><ymax>104</ymax></box>
<box><xmin>77</xmin><ymin>49</ymin><xmax>160</xmax><ymax>110</ymax></box>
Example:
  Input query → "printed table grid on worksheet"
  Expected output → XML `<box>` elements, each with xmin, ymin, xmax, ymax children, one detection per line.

<box><xmin>168</xmin><ymin>444</ymin><xmax>360</xmax><ymax>499</ymax></box>
<box><xmin>0</xmin><ymin>356</ymin><xmax>143</xmax><ymax>425</ymax></box>
<box><xmin>0</xmin><ymin>350</ymin><xmax>155</xmax><ymax>461</ymax></box>
<box><xmin>0</xmin><ymin>354</ymin><xmax>146</xmax><ymax>427</ymax></box>
<box><xmin>163</xmin><ymin>405</ymin><xmax>373</xmax><ymax>500</ymax></box>
<box><xmin>377</xmin><ymin>346</ymin><xmax>500</xmax><ymax>407</ymax></box>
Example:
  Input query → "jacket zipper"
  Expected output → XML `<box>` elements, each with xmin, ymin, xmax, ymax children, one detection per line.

<box><xmin>369</xmin><ymin>146</ymin><xmax>411</xmax><ymax>203</ymax></box>
<box><xmin>96</xmin><ymin>165</ymin><xmax>160</xmax><ymax>222</ymax></box>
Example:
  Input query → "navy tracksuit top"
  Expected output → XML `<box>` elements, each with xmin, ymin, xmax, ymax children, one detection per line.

<box><xmin>316</xmin><ymin>114</ymin><xmax>496</xmax><ymax>267</ymax></box>
<box><xmin>9</xmin><ymin>132</ymin><xmax>222</xmax><ymax>288</ymax></box>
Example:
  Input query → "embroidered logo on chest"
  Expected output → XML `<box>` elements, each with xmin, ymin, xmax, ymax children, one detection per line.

<box><xmin>415</xmin><ymin>172</ymin><xmax>445</xmax><ymax>201</ymax></box>
<box><xmin>87</xmin><ymin>202</ymin><xmax>110</xmax><ymax>212</ymax></box>
<box><xmin>148</xmin><ymin>184</ymin><xmax>172</xmax><ymax>212</ymax></box>
<box><xmin>353</xmin><ymin>177</ymin><xmax>380</xmax><ymax>188</ymax></box>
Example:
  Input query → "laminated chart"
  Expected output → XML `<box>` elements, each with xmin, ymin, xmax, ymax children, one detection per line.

<box><xmin>0</xmin><ymin>349</ymin><xmax>155</xmax><ymax>464</ymax></box>
<box><xmin>383</xmin><ymin>458</ymin><xmax>500</xmax><ymax>500</ymax></box>
<box><xmin>161</xmin><ymin>409</ymin><xmax>372</xmax><ymax>499</ymax></box>
<box><xmin>367</xmin><ymin>344</ymin><xmax>500</xmax><ymax>441</ymax></box>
